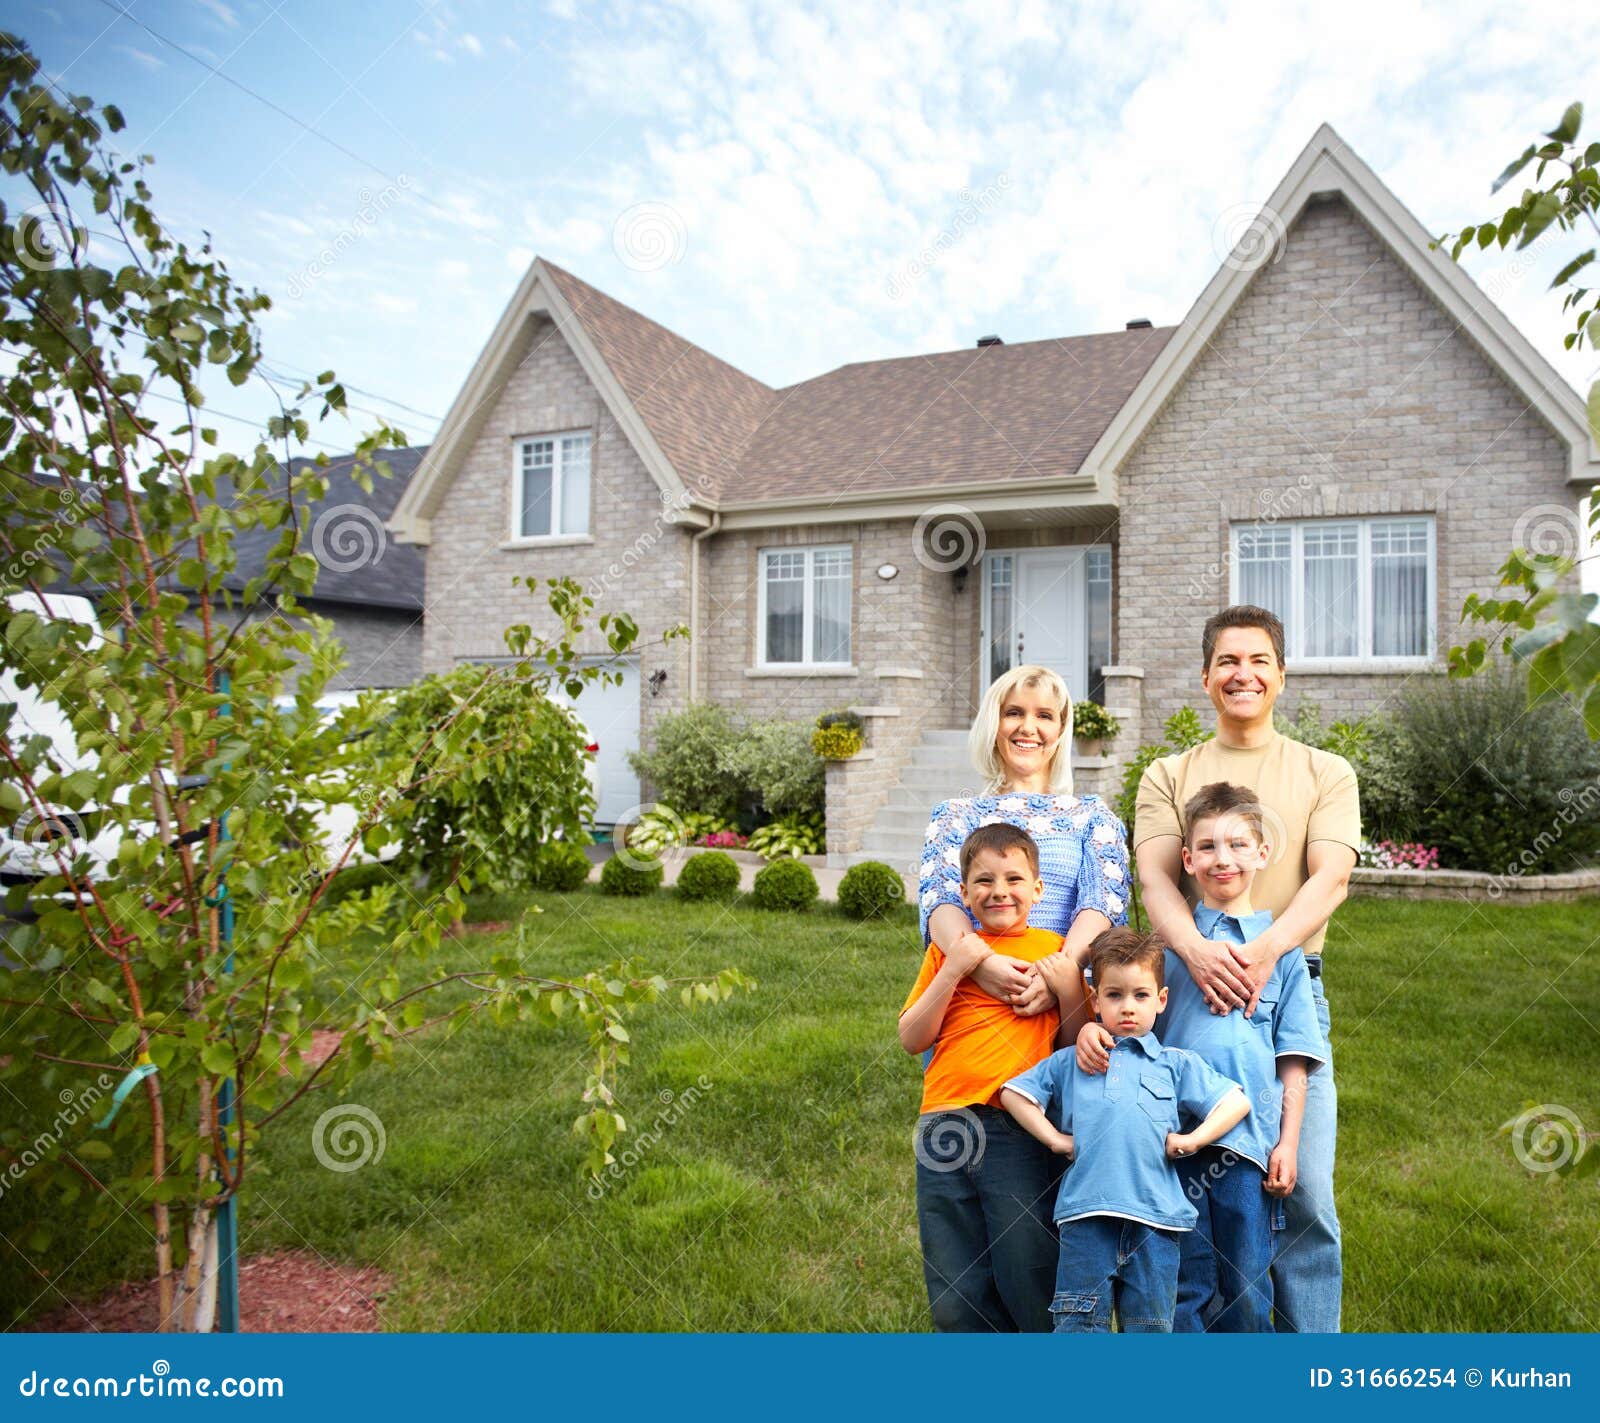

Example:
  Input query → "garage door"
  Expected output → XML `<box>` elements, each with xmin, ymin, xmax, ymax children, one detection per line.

<box><xmin>555</xmin><ymin>657</ymin><xmax>641</xmax><ymax>827</ymax></box>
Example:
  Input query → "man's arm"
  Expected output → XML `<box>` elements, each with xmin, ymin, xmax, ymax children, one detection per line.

<box><xmin>1136</xmin><ymin>835</ymin><xmax>1256</xmax><ymax>1011</ymax></box>
<box><xmin>1230</xmin><ymin>841</ymin><xmax>1356</xmax><ymax>1010</ymax></box>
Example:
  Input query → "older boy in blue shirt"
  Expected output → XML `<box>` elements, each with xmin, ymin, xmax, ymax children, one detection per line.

<box><xmin>1086</xmin><ymin>781</ymin><xmax>1326</xmax><ymax>1331</ymax></box>
<box><xmin>1001</xmin><ymin>927</ymin><xmax>1248</xmax><ymax>1332</ymax></box>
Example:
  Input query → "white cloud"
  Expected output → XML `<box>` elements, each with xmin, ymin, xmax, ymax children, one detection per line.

<box><xmin>192</xmin><ymin>0</ymin><xmax>238</xmax><ymax>28</ymax></box>
<box><xmin>371</xmin><ymin>292</ymin><xmax>418</xmax><ymax>316</ymax></box>
<box><xmin>460</xmin><ymin>33</ymin><xmax>483</xmax><ymax>57</ymax></box>
<box><xmin>118</xmin><ymin>45</ymin><xmax>164</xmax><ymax>71</ymax></box>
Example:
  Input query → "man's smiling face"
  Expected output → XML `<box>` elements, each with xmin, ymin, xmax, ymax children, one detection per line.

<box><xmin>1201</xmin><ymin>625</ymin><xmax>1285</xmax><ymax>726</ymax></box>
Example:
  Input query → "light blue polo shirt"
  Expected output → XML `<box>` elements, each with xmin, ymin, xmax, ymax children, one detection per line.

<box><xmin>1155</xmin><ymin>905</ymin><xmax>1327</xmax><ymax>1172</ymax></box>
<box><xmin>1005</xmin><ymin>1033</ymin><xmax>1241</xmax><ymax>1231</ymax></box>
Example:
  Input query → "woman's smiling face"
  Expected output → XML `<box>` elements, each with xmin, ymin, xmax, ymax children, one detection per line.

<box><xmin>995</xmin><ymin>683</ymin><xmax>1065</xmax><ymax>785</ymax></box>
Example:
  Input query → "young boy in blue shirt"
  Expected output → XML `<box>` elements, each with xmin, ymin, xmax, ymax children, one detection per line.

<box><xmin>1000</xmin><ymin>927</ymin><xmax>1248</xmax><ymax>1332</ymax></box>
<box><xmin>1079</xmin><ymin>780</ymin><xmax>1326</xmax><ymax>1332</ymax></box>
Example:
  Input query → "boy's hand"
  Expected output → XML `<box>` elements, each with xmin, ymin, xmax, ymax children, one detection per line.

<box><xmin>1053</xmin><ymin>1131</ymin><xmax>1075</xmax><ymax>1159</ymax></box>
<box><xmin>967</xmin><ymin>945</ymin><xmax>1032</xmax><ymax>999</ymax></box>
<box><xmin>1011</xmin><ymin>962</ymin><xmax>1059</xmax><ymax>1018</ymax></box>
<box><xmin>945</xmin><ymin>932</ymin><xmax>995</xmax><ymax>979</ymax></box>
<box><xmin>1075</xmin><ymin>1021</ymin><xmax>1114</xmax><ymax>1074</ymax></box>
<box><xmin>1165</xmin><ymin>1132</ymin><xmax>1195</xmax><ymax>1159</ymax></box>
<box><xmin>1265</xmin><ymin>1140</ymin><xmax>1298</xmax><ymax>1196</ymax></box>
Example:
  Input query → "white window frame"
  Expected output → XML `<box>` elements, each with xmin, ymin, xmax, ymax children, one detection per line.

<box><xmin>508</xmin><ymin>430</ymin><xmax>593</xmax><ymax>544</ymax></box>
<box><xmin>1228</xmin><ymin>514</ymin><xmax>1437</xmax><ymax>670</ymax></box>
<box><xmin>755</xmin><ymin>543</ymin><xmax>853</xmax><ymax>670</ymax></box>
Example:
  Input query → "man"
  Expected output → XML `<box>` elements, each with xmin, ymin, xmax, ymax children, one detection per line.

<box><xmin>1132</xmin><ymin>605</ymin><xmax>1359</xmax><ymax>1333</ymax></box>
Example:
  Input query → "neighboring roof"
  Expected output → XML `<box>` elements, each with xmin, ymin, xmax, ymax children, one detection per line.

<box><xmin>735</xmin><ymin>328</ymin><xmax>1172</xmax><ymax>504</ymax></box>
<box><xmin>541</xmin><ymin>261</ymin><xmax>777</xmax><ymax>502</ymax></box>
<box><xmin>1080</xmin><ymin>122</ymin><xmax>1600</xmax><ymax>491</ymax></box>
<box><xmin>51</xmin><ymin>449</ymin><xmax>427</xmax><ymax>614</ymax></box>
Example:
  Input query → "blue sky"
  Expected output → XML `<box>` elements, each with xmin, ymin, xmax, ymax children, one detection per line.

<box><xmin>11</xmin><ymin>0</ymin><xmax>1600</xmax><ymax>461</ymax></box>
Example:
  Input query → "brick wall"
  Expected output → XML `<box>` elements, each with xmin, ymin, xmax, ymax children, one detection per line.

<box><xmin>421</xmin><ymin>313</ymin><xmax>694</xmax><ymax>746</ymax></box>
<box><xmin>1116</xmin><ymin>194</ymin><xmax>1579</xmax><ymax>742</ymax></box>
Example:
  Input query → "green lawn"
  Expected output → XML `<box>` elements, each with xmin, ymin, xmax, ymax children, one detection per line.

<box><xmin>6</xmin><ymin>888</ymin><xmax>1600</xmax><ymax>1331</ymax></box>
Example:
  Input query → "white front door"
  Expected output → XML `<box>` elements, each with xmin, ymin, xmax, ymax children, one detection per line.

<box><xmin>986</xmin><ymin>548</ymin><xmax>1096</xmax><ymax>704</ymax></box>
<box><xmin>553</xmin><ymin>657</ymin><xmax>641</xmax><ymax>826</ymax></box>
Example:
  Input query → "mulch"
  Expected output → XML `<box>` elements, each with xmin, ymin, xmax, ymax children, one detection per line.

<box><xmin>21</xmin><ymin>1250</ymin><xmax>393</xmax><ymax>1333</ymax></box>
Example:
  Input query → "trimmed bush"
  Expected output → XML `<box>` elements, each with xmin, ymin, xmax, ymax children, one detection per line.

<box><xmin>675</xmin><ymin>850</ymin><xmax>742</xmax><ymax>902</ymax></box>
<box><xmin>749</xmin><ymin>857</ymin><xmax>819</xmax><ymax>912</ymax></box>
<box><xmin>599</xmin><ymin>852</ymin><xmax>664</xmax><ymax>897</ymax></box>
<box><xmin>626</xmin><ymin>702</ymin><xmax>744</xmax><ymax>821</ymax></box>
<box><xmin>530</xmin><ymin>841</ymin><xmax>592</xmax><ymax>892</ymax></box>
<box><xmin>724</xmin><ymin>718</ymin><xmax>825</xmax><ymax>817</ymax></box>
<box><xmin>837</xmin><ymin>860</ymin><xmax>905</xmax><ymax>920</ymax></box>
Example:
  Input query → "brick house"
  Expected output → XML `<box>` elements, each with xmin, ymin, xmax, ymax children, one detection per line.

<box><xmin>388</xmin><ymin>124</ymin><xmax>1598</xmax><ymax>867</ymax></box>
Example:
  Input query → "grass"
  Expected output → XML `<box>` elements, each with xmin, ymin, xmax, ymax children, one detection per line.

<box><xmin>4</xmin><ymin>888</ymin><xmax>1599</xmax><ymax>1331</ymax></box>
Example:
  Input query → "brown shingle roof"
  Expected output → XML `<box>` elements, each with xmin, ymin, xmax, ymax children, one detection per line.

<box><xmin>544</xmin><ymin>259</ymin><xmax>1173</xmax><ymax>506</ymax></box>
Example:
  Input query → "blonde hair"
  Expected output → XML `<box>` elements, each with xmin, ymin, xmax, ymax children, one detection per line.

<box><xmin>968</xmin><ymin>664</ymin><xmax>1074</xmax><ymax>795</ymax></box>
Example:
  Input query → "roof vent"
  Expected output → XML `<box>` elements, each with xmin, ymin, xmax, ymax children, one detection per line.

<box><xmin>1125</xmin><ymin>318</ymin><xmax>1153</xmax><ymax>330</ymax></box>
<box><xmin>976</xmin><ymin>334</ymin><xmax>1003</xmax><ymax>347</ymax></box>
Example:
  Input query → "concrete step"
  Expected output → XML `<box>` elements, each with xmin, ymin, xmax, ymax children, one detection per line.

<box><xmin>920</xmin><ymin>729</ymin><xmax>970</xmax><ymax>748</ymax></box>
<box><xmin>904</xmin><ymin>745</ymin><xmax>976</xmax><ymax>771</ymax></box>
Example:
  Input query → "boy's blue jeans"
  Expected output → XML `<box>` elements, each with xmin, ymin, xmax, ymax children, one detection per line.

<box><xmin>1271</xmin><ymin>964</ymin><xmax>1342</xmax><ymax>1332</ymax></box>
<box><xmin>1050</xmin><ymin>1215</ymin><xmax>1182</xmax><ymax>1332</ymax></box>
<box><xmin>1174</xmin><ymin>1147</ymin><xmax>1282</xmax><ymax>1332</ymax></box>
<box><xmin>915</xmin><ymin>1105</ymin><xmax>1062</xmax><ymax>1332</ymax></box>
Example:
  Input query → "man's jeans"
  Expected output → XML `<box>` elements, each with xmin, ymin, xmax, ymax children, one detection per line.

<box><xmin>916</xmin><ymin>1106</ymin><xmax>1062</xmax><ymax>1332</ymax></box>
<box><xmin>1174</xmin><ymin>1147</ymin><xmax>1281</xmax><ymax>1332</ymax></box>
<box><xmin>1050</xmin><ymin>1215</ymin><xmax>1182</xmax><ymax>1332</ymax></box>
<box><xmin>1270</xmin><ymin>961</ymin><xmax>1342</xmax><ymax>1332</ymax></box>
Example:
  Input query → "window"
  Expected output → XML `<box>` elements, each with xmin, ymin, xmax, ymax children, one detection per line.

<box><xmin>1231</xmin><ymin>515</ymin><xmax>1435</xmax><ymax>663</ymax></box>
<box><xmin>759</xmin><ymin>545</ymin><xmax>852</xmax><ymax>666</ymax></box>
<box><xmin>513</xmin><ymin>431</ymin><xmax>591</xmax><ymax>539</ymax></box>
<box><xmin>1086</xmin><ymin>546</ymin><xmax>1112</xmax><ymax>704</ymax></box>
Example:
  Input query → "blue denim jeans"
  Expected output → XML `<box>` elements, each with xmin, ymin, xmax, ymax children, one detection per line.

<box><xmin>916</xmin><ymin>1106</ymin><xmax>1063</xmax><ymax>1332</ymax></box>
<box><xmin>1050</xmin><ymin>1215</ymin><xmax>1182</xmax><ymax>1332</ymax></box>
<box><xmin>1174</xmin><ymin>1147</ymin><xmax>1281</xmax><ymax>1332</ymax></box>
<box><xmin>1270</xmin><ymin>962</ymin><xmax>1343</xmax><ymax>1332</ymax></box>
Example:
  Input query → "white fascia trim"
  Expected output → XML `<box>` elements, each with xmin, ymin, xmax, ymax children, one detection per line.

<box><xmin>715</xmin><ymin>476</ymin><xmax>1106</xmax><ymax>530</ymax></box>
<box><xmin>1078</xmin><ymin>123</ymin><xmax>1600</xmax><ymax>498</ymax></box>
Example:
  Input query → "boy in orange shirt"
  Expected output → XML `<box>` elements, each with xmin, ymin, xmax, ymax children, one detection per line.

<box><xmin>899</xmin><ymin>822</ymin><xmax>1085</xmax><ymax>1331</ymax></box>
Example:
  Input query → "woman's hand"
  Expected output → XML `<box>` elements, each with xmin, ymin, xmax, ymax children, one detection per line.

<box><xmin>967</xmin><ymin>943</ymin><xmax>1033</xmax><ymax>1002</ymax></box>
<box><xmin>1075</xmin><ymin>1020</ymin><xmax>1114</xmax><ymax>1074</ymax></box>
<box><xmin>1010</xmin><ymin>963</ymin><xmax>1059</xmax><ymax>1018</ymax></box>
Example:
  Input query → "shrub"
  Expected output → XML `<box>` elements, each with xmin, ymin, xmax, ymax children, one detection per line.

<box><xmin>1359</xmin><ymin>663</ymin><xmax>1600</xmax><ymax>872</ymax></box>
<box><xmin>530</xmin><ymin>840</ymin><xmax>592</xmax><ymax>892</ymax></box>
<box><xmin>321</xmin><ymin>859</ymin><xmax>409</xmax><ymax>906</ymax></box>
<box><xmin>750</xmin><ymin>857</ymin><xmax>820</xmax><ymax>912</ymax></box>
<box><xmin>1072</xmin><ymin>700</ymin><xmax>1121</xmax><ymax>741</ymax></box>
<box><xmin>627</xmin><ymin>702</ymin><xmax>744</xmax><ymax>821</ymax></box>
<box><xmin>1275</xmin><ymin>702</ymin><xmax>1371</xmax><ymax>765</ymax></box>
<box><xmin>675</xmin><ymin>850</ymin><xmax>742</xmax><ymax>902</ymax></box>
<box><xmin>623</xmin><ymin>809</ymin><xmax>733</xmax><ymax>857</ymax></box>
<box><xmin>837</xmin><ymin>861</ymin><xmax>905</xmax><ymax>919</ymax></box>
<box><xmin>747</xmin><ymin>811</ymin><xmax>826</xmax><ymax>859</ymax></box>
<box><xmin>816</xmin><ymin>707</ymin><xmax>864</xmax><ymax>734</ymax></box>
<box><xmin>600</xmin><ymin>852</ymin><xmax>664</xmax><ymax>896</ymax></box>
<box><xmin>725</xmin><ymin>718</ymin><xmax>825</xmax><ymax>817</ymax></box>
<box><xmin>1116</xmin><ymin>706</ymin><xmax>1213</xmax><ymax>841</ymax></box>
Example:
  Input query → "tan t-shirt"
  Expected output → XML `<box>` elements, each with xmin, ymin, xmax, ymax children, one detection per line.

<box><xmin>1133</xmin><ymin>731</ymin><xmax>1361</xmax><ymax>955</ymax></box>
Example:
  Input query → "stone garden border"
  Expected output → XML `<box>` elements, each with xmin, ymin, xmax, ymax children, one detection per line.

<box><xmin>1349</xmin><ymin>866</ymin><xmax>1600</xmax><ymax>904</ymax></box>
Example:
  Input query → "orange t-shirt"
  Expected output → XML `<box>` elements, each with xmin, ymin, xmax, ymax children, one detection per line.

<box><xmin>901</xmin><ymin>926</ymin><xmax>1065</xmax><ymax>1114</ymax></box>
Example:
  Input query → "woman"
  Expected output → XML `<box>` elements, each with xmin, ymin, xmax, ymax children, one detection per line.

<box><xmin>920</xmin><ymin>663</ymin><xmax>1130</xmax><ymax>1028</ymax></box>
<box><xmin>911</xmin><ymin>663</ymin><xmax>1131</xmax><ymax>1330</ymax></box>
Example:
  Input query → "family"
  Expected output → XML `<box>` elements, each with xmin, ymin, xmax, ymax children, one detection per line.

<box><xmin>900</xmin><ymin>604</ymin><xmax>1360</xmax><ymax>1333</ymax></box>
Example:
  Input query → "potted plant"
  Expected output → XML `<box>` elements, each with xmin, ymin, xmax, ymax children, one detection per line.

<box><xmin>811</xmin><ymin>708</ymin><xmax>865</xmax><ymax>760</ymax></box>
<box><xmin>1072</xmin><ymin>700</ymin><xmax>1121</xmax><ymax>758</ymax></box>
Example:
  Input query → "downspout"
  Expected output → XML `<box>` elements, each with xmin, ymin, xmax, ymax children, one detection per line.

<box><xmin>688</xmin><ymin>510</ymin><xmax>721</xmax><ymax>700</ymax></box>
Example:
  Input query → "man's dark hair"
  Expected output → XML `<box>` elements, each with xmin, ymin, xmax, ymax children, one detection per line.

<box><xmin>1181</xmin><ymin>781</ymin><xmax>1266</xmax><ymax>848</ymax></box>
<box><xmin>1202</xmin><ymin>604</ymin><xmax>1285</xmax><ymax>672</ymax></box>
<box><xmin>959</xmin><ymin>822</ymin><xmax>1040</xmax><ymax>880</ymax></box>
<box><xmin>1087</xmin><ymin>926</ymin><xmax>1167</xmax><ymax>991</ymax></box>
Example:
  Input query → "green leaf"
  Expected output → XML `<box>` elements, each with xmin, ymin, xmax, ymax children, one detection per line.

<box><xmin>1551</xmin><ymin>249</ymin><xmax>1595</xmax><ymax>289</ymax></box>
<box><xmin>1546</xmin><ymin>102</ymin><xmax>1583</xmax><ymax>145</ymax></box>
<box><xmin>1561</xmin><ymin>624</ymin><xmax>1600</xmax><ymax>694</ymax></box>
<box><xmin>606</xmin><ymin>1022</ymin><xmax>630</xmax><ymax>1043</ymax></box>
<box><xmin>108</xmin><ymin>1021</ymin><xmax>139</xmax><ymax>1053</ymax></box>
<box><xmin>74</xmin><ymin>1139</ymin><xmax>113</xmax><ymax>1160</ymax></box>
<box><xmin>1527</xmin><ymin>641</ymin><xmax>1569</xmax><ymax>706</ymax></box>
<box><xmin>200</xmin><ymin>1042</ymin><xmax>234</xmax><ymax>1075</ymax></box>
<box><xmin>1492</xmin><ymin>144</ymin><xmax>1537</xmax><ymax>194</ymax></box>
<box><xmin>1518</xmin><ymin>191</ymin><xmax>1563</xmax><ymax>250</ymax></box>
<box><xmin>1585</xmin><ymin>684</ymin><xmax>1600</xmax><ymax>741</ymax></box>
